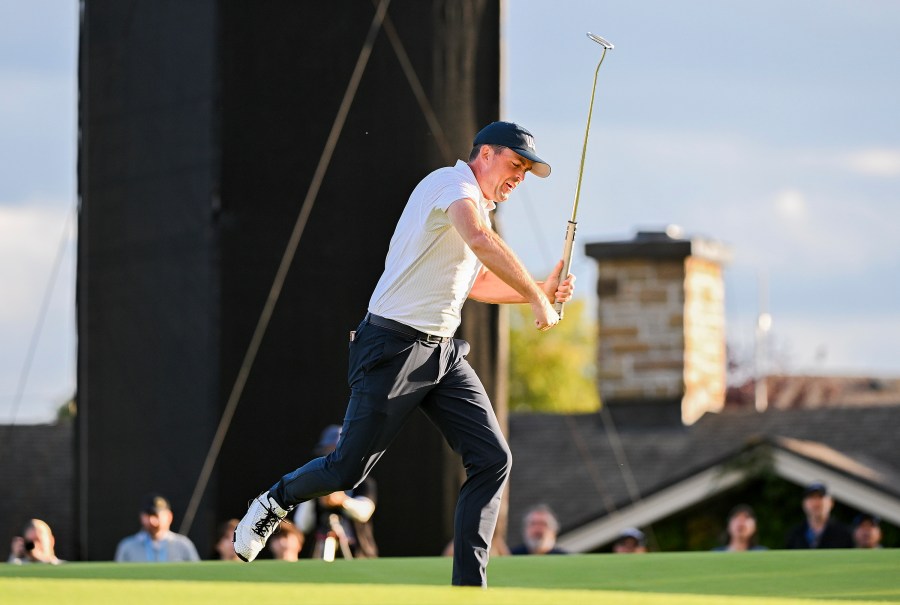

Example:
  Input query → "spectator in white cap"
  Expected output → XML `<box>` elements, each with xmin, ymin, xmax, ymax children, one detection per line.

<box><xmin>612</xmin><ymin>528</ymin><xmax>647</xmax><ymax>553</ymax></box>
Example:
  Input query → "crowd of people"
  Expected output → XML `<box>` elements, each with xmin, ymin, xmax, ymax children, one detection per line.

<box><xmin>506</xmin><ymin>482</ymin><xmax>883</xmax><ymax>555</ymax></box>
<box><xmin>5</xmin><ymin>477</ymin><xmax>887</xmax><ymax>565</ymax></box>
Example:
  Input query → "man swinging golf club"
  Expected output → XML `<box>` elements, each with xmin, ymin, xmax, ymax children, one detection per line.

<box><xmin>234</xmin><ymin>121</ymin><xmax>575</xmax><ymax>586</ymax></box>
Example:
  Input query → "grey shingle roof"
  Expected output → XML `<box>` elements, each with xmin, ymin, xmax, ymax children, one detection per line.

<box><xmin>507</xmin><ymin>405</ymin><xmax>900</xmax><ymax>536</ymax></box>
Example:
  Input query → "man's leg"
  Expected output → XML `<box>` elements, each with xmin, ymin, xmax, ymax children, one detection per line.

<box><xmin>234</xmin><ymin>322</ymin><xmax>440</xmax><ymax>561</ymax></box>
<box><xmin>421</xmin><ymin>340</ymin><xmax>512</xmax><ymax>587</ymax></box>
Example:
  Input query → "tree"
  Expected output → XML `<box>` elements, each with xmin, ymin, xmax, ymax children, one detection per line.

<box><xmin>508</xmin><ymin>298</ymin><xmax>600</xmax><ymax>413</ymax></box>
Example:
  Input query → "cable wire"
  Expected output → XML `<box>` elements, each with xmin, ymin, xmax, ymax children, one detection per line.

<box><xmin>179</xmin><ymin>0</ymin><xmax>393</xmax><ymax>535</ymax></box>
<box><xmin>4</xmin><ymin>205</ymin><xmax>76</xmax><ymax>426</ymax></box>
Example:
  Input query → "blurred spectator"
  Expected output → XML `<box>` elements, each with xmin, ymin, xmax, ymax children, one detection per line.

<box><xmin>712</xmin><ymin>504</ymin><xmax>767</xmax><ymax>552</ymax></box>
<box><xmin>269</xmin><ymin>523</ymin><xmax>305</xmax><ymax>561</ymax></box>
<box><xmin>785</xmin><ymin>482</ymin><xmax>853</xmax><ymax>549</ymax></box>
<box><xmin>216</xmin><ymin>519</ymin><xmax>240</xmax><ymax>561</ymax></box>
<box><xmin>8</xmin><ymin>519</ymin><xmax>61</xmax><ymax>565</ymax></box>
<box><xmin>510</xmin><ymin>504</ymin><xmax>567</xmax><ymax>555</ymax></box>
<box><xmin>114</xmin><ymin>493</ymin><xmax>200</xmax><ymax>562</ymax></box>
<box><xmin>612</xmin><ymin>528</ymin><xmax>647</xmax><ymax>554</ymax></box>
<box><xmin>293</xmin><ymin>425</ymin><xmax>378</xmax><ymax>559</ymax></box>
<box><xmin>852</xmin><ymin>513</ymin><xmax>883</xmax><ymax>549</ymax></box>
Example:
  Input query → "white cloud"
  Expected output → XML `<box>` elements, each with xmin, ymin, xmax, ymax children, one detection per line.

<box><xmin>0</xmin><ymin>201</ymin><xmax>75</xmax><ymax>321</ymax></box>
<box><xmin>716</xmin><ymin>186</ymin><xmax>900</xmax><ymax>278</ymax></box>
<box><xmin>843</xmin><ymin>148</ymin><xmax>900</xmax><ymax>177</ymax></box>
<box><xmin>773</xmin><ymin>189</ymin><xmax>808</xmax><ymax>221</ymax></box>
<box><xmin>795</xmin><ymin>147</ymin><xmax>900</xmax><ymax>178</ymax></box>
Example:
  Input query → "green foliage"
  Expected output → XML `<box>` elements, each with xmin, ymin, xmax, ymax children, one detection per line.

<box><xmin>56</xmin><ymin>397</ymin><xmax>77</xmax><ymax>423</ymax></box>
<box><xmin>508</xmin><ymin>298</ymin><xmax>600</xmax><ymax>413</ymax></box>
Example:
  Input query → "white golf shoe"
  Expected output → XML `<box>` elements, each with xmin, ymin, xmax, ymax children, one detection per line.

<box><xmin>233</xmin><ymin>492</ymin><xmax>290</xmax><ymax>562</ymax></box>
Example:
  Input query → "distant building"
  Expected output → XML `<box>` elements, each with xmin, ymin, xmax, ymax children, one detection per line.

<box><xmin>586</xmin><ymin>228</ymin><xmax>732</xmax><ymax>425</ymax></box>
<box><xmin>506</xmin><ymin>228</ymin><xmax>900</xmax><ymax>551</ymax></box>
<box><xmin>727</xmin><ymin>375</ymin><xmax>900</xmax><ymax>410</ymax></box>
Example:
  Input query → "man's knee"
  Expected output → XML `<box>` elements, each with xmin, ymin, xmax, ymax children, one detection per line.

<box><xmin>325</xmin><ymin>454</ymin><xmax>370</xmax><ymax>491</ymax></box>
<box><xmin>479</xmin><ymin>439</ymin><xmax>512</xmax><ymax>479</ymax></box>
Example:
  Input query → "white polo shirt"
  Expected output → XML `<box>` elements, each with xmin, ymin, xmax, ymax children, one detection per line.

<box><xmin>368</xmin><ymin>160</ymin><xmax>495</xmax><ymax>337</ymax></box>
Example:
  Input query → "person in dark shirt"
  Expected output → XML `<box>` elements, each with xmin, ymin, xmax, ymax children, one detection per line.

<box><xmin>785</xmin><ymin>482</ymin><xmax>853</xmax><ymax>549</ymax></box>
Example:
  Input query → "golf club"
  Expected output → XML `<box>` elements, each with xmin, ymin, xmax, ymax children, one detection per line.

<box><xmin>555</xmin><ymin>32</ymin><xmax>613</xmax><ymax>318</ymax></box>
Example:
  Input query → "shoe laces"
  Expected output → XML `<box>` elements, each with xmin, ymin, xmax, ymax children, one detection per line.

<box><xmin>252</xmin><ymin>500</ymin><xmax>283</xmax><ymax>538</ymax></box>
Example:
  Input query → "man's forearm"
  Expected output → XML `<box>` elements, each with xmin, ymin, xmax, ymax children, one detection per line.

<box><xmin>467</xmin><ymin>230</ymin><xmax>547</xmax><ymax>305</ymax></box>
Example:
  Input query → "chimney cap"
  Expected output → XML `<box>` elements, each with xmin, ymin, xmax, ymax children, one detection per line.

<box><xmin>585</xmin><ymin>226</ymin><xmax>731</xmax><ymax>264</ymax></box>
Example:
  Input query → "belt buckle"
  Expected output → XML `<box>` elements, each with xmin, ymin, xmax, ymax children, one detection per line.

<box><xmin>424</xmin><ymin>334</ymin><xmax>443</xmax><ymax>344</ymax></box>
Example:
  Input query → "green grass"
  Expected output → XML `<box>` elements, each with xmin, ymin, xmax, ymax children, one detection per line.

<box><xmin>2</xmin><ymin>549</ymin><xmax>898</xmax><ymax>605</ymax></box>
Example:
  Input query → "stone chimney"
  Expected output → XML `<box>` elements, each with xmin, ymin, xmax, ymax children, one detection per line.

<box><xmin>585</xmin><ymin>227</ymin><xmax>731</xmax><ymax>426</ymax></box>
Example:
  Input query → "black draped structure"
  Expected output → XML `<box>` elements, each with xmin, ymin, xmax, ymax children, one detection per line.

<box><xmin>77</xmin><ymin>0</ymin><xmax>502</xmax><ymax>560</ymax></box>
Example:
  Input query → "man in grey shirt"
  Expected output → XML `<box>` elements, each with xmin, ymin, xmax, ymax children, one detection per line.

<box><xmin>115</xmin><ymin>494</ymin><xmax>199</xmax><ymax>562</ymax></box>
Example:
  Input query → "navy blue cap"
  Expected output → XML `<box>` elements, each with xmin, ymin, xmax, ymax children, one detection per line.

<box><xmin>473</xmin><ymin>122</ymin><xmax>551</xmax><ymax>178</ymax></box>
<box><xmin>142</xmin><ymin>493</ymin><xmax>171</xmax><ymax>514</ymax></box>
<box><xmin>803</xmin><ymin>482</ymin><xmax>828</xmax><ymax>497</ymax></box>
<box><xmin>853</xmin><ymin>513</ymin><xmax>880</xmax><ymax>527</ymax></box>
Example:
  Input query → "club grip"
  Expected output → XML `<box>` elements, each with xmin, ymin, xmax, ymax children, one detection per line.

<box><xmin>554</xmin><ymin>221</ymin><xmax>577</xmax><ymax>319</ymax></box>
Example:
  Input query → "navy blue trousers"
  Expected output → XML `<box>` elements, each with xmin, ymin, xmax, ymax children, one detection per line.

<box><xmin>269</xmin><ymin>316</ymin><xmax>512</xmax><ymax>587</ymax></box>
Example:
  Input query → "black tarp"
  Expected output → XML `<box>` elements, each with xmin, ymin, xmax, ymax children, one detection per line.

<box><xmin>78</xmin><ymin>0</ymin><xmax>501</xmax><ymax>561</ymax></box>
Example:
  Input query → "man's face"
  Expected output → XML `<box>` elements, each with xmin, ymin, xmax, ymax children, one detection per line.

<box><xmin>481</xmin><ymin>146</ymin><xmax>533</xmax><ymax>202</ymax></box>
<box><xmin>525</xmin><ymin>511</ymin><xmax>554</xmax><ymax>540</ymax></box>
<box><xmin>853</xmin><ymin>521</ymin><xmax>882</xmax><ymax>548</ymax></box>
<box><xmin>802</xmin><ymin>492</ymin><xmax>833</xmax><ymax>521</ymax></box>
<box><xmin>141</xmin><ymin>509</ymin><xmax>173</xmax><ymax>538</ymax></box>
<box><xmin>523</xmin><ymin>511</ymin><xmax>557</xmax><ymax>552</ymax></box>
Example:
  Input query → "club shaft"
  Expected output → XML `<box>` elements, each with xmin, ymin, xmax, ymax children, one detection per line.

<box><xmin>555</xmin><ymin>45</ymin><xmax>608</xmax><ymax>317</ymax></box>
<box><xmin>570</xmin><ymin>48</ymin><xmax>606</xmax><ymax>223</ymax></box>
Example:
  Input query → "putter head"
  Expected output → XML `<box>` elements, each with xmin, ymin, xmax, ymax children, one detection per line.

<box><xmin>587</xmin><ymin>32</ymin><xmax>614</xmax><ymax>50</ymax></box>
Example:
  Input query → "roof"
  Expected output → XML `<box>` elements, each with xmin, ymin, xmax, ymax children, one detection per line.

<box><xmin>507</xmin><ymin>404</ymin><xmax>900</xmax><ymax>550</ymax></box>
<box><xmin>727</xmin><ymin>375</ymin><xmax>900</xmax><ymax>409</ymax></box>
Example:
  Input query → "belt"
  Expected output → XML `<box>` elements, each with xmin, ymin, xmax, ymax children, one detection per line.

<box><xmin>365</xmin><ymin>313</ymin><xmax>452</xmax><ymax>344</ymax></box>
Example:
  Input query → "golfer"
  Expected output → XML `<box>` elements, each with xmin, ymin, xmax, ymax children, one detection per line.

<box><xmin>234</xmin><ymin>121</ymin><xmax>575</xmax><ymax>586</ymax></box>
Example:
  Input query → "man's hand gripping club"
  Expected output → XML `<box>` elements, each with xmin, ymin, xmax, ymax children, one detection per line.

<box><xmin>534</xmin><ymin>259</ymin><xmax>575</xmax><ymax>331</ymax></box>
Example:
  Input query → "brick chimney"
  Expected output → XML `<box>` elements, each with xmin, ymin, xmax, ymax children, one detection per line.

<box><xmin>585</xmin><ymin>227</ymin><xmax>731</xmax><ymax>426</ymax></box>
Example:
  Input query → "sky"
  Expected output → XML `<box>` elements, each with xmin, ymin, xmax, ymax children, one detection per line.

<box><xmin>2</xmin><ymin>1</ymin><xmax>899</xmax><ymax>423</ymax></box>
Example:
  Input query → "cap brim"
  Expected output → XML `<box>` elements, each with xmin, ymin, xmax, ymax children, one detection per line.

<box><xmin>511</xmin><ymin>147</ymin><xmax>551</xmax><ymax>178</ymax></box>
